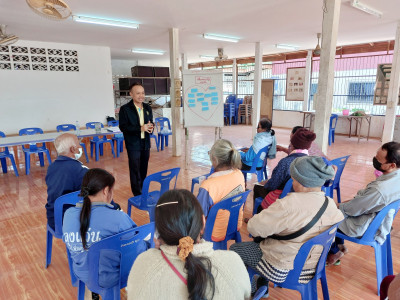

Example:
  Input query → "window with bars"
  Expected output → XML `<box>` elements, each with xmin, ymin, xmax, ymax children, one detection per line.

<box><xmin>190</xmin><ymin>52</ymin><xmax>400</xmax><ymax>115</ymax></box>
<box><xmin>347</xmin><ymin>82</ymin><xmax>375</xmax><ymax>104</ymax></box>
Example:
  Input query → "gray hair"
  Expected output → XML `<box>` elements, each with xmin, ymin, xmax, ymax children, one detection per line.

<box><xmin>54</xmin><ymin>133</ymin><xmax>77</xmax><ymax>155</ymax></box>
<box><xmin>209</xmin><ymin>139</ymin><xmax>241</xmax><ymax>170</ymax></box>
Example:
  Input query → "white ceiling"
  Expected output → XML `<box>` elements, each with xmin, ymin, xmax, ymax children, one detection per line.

<box><xmin>0</xmin><ymin>0</ymin><xmax>398</xmax><ymax>65</ymax></box>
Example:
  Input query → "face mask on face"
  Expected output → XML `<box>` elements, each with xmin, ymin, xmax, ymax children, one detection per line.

<box><xmin>373</xmin><ymin>157</ymin><xmax>384</xmax><ymax>172</ymax></box>
<box><xmin>74</xmin><ymin>147</ymin><xmax>83</xmax><ymax>160</ymax></box>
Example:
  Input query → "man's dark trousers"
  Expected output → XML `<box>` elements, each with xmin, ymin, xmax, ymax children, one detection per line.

<box><xmin>127</xmin><ymin>139</ymin><xmax>150</xmax><ymax>196</ymax></box>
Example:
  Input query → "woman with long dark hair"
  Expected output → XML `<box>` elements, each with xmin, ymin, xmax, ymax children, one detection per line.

<box><xmin>127</xmin><ymin>189</ymin><xmax>251</xmax><ymax>300</ymax></box>
<box><xmin>63</xmin><ymin>168</ymin><xmax>138</xmax><ymax>295</ymax></box>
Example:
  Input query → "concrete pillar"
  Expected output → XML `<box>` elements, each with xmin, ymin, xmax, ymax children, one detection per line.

<box><xmin>232</xmin><ymin>58</ymin><xmax>237</xmax><ymax>95</ymax></box>
<box><xmin>303</xmin><ymin>50</ymin><xmax>313</xmax><ymax>112</ymax></box>
<box><xmin>181</xmin><ymin>53</ymin><xmax>190</xmax><ymax>169</ymax></box>
<box><xmin>169</xmin><ymin>28</ymin><xmax>182</xmax><ymax>156</ymax></box>
<box><xmin>314</xmin><ymin>0</ymin><xmax>341</xmax><ymax>154</ymax></box>
<box><xmin>382</xmin><ymin>21</ymin><xmax>400</xmax><ymax>144</ymax></box>
<box><xmin>252</xmin><ymin>42</ymin><xmax>263</xmax><ymax>137</ymax></box>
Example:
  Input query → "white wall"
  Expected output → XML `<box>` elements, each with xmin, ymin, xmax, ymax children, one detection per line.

<box><xmin>111</xmin><ymin>59</ymin><xmax>138</xmax><ymax>76</ymax></box>
<box><xmin>0</xmin><ymin>40</ymin><xmax>115</xmax><ymax>135</ymax></box>
<box><xmin>273</xmin><ymin>110</ymin><xmax>384</xmax><ymax>139</ymax></box>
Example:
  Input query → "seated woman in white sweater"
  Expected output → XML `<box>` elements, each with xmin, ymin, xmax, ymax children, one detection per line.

<box><xmin>127</xmin><ymin>189</ymin><xmax>251</xmax><ymax>300</ymax></box>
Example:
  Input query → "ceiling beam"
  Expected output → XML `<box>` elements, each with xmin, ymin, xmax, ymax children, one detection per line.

<box><xmin>188</xmin><ymin>40</ymin><xmax>395</xmax><ymax>69</ymax></box>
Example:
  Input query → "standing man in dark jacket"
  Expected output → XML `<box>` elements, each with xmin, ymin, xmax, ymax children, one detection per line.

<box><xmin>119</xmin><ymin>82</ymin><xmax>154</xmax><ymax>196</ymax></box>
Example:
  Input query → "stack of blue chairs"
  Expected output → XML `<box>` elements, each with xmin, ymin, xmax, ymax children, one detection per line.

<box><xmin>224</xmin><ymin>103</ymin><xmax>236</xmax><ymax>126</ymax></box>
<box><xmin>225</xmin><ymin>95</ymin><xmax>241</xmax><ymax>124</ymax></box>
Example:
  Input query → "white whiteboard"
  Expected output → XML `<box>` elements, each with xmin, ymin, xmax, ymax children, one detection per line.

<box><xmin>182</xmin><ymin>69</ymin><xmax>224</xmax><ymax>127</ymax></box>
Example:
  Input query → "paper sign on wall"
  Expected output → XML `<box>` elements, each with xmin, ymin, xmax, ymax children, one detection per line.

<box><xmin>286</xmin><ymin>67</ymin><xmax>306</xmax><ymax>101</ymax></box>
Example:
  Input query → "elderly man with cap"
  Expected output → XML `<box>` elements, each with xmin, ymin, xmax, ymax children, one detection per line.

<box><xmin>252</xmin><ymin>128</ymin><xmax>317</xmax><ymax>213</ymax></box>
<box><xmin>231</xmin><ymin>156</ymin><xmax>344</xmax><ymax>298</ymax></box>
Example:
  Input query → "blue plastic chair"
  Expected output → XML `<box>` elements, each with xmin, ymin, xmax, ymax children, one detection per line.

<box><xmin>69</xmin><ymin>223</ymin><xmax>154</xmax><ymax>300</ymax></box>
<box><xmin>127</xmin><ymin>167</ymin><xmax>180</xmax><ymax>221</ymax></box>
<box><xmin>190</xmin><ymin>167</ymin><xmax>215</xmax><ymax>193</ymax></box>
<box><xmin>249</xmin><ymin>223</ymin><xmax>341</xmax><ymax>300</ymax></box>
<box><xmin>0</xmin><ymin>131</ymin><xmax>19</xmax><ymax>177</ymax></box>
<box><xmin>150</xmin><ymin>134</ymin><xmax>159</xmax><ymax>152</ymax></box>
<box><xmin>154</xmin><ymin>117</ymin><xmax>172</xmax><ymax>151</ymax></box>
<box><xmin>19</xmin><ymin>127</ymin><xmax>52</xmax><ymax>175</ymax></box>
<box><xmin>56</xmin><ymin>124</ymin><xmax>89</xmax><ymax>163</ymax></box>
<box><xmin>224</xmin><ymin>103</ymin><xmax>236</xmax><ymax>126</ymax></box>
<box><xmin>107</xmin><ymin>120</ymin><xmax>125</xmax><ymax>158</ymax></box>
<box><xmin>336</xmin><ymin>200</ymin><xmax>400</xmax><ymax>295</ymax></box>
<box><xmin>234</xmin><ymin>98</ymin><xmax>243</xmax><ymax>124</ymax></box>
<box><xmin>46</xmin><ymin>191</ymin><xmax>81</xmax><ymax>285</ymax></box>
<box><xmin>203</xmin><ymin>190</ymin><xmax>251</xmax><ymax>250</ymax></box>
<box><xmin>85</xmin><ymin>122</ymin><xmax>115</xmax><ymax>161</ymax></box>
<box><xmin>241</xmin><ymin>145</ymin><xmax>271</xmax><ymax>184</ymax></box>
<box><xmin>253</xmin><ymin>178</ymin><xmax>293</xmax><ymax>216</ymax></box>
<box><xmin>321</xmin><ymin>155</ymin><xmax>350</xmax><ymax>203</ymax></box>
<box><xmin>328</xmin><ymin>114</ymin><xmax>338</xmax><ymax>146</ymax></box>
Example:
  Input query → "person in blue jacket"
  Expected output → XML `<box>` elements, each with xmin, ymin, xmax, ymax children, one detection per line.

<box><xmin>63</xmin><ymin>168</ymin><xmax>139</xmax><ymax>297</ymax></box>
<box><xmin>45</xmin><ymin>133</ymin><xmax>88</xmax><ymax>230</ymax></box>
<box><xmin>240</xmin><ymin>118</ymin><xmax>277</xmax><ymax>170</ymax></box>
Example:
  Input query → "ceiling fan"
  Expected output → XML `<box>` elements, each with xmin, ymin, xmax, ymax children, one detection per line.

<box><xmin>26</xmin><ymin>0</ymin><xmax>72</xmax><ymax>20</ymax></box>
<box><xmin>313</xmin><ymin>33</ymin><xmax>321</xmax><ymax>55</ymax></box>
<box><xmin>0</xmin><ymin>25</ymin><xmax>19</xmax><ymax>46</ymax></box>
<box><xmin>215</xmin><ymin>48</ymin><xmax>228</xmax><ymax>61</ymax></box>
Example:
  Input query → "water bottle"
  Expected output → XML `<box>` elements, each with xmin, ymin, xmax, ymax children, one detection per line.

<box><xmin>75</xmin><ymin>121</ymin><xmax>80</xmax><ymax>136</ymax></box>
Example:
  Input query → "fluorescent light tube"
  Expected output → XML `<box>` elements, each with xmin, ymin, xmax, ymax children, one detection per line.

<box><xmin>350</xmin><ymin>0</ymin><xmax>382</xmax><ymax>18</ymax></box>
<box><xmin>275</xmin><ymin>44</ymin><xmax>299</xmax><ymax>50</ymax></box>
<box><xmin>72</xmin><ymin>15</ymin><xmax>139</xmax><ymax>29</ymax></box>
<box><xmin>199</xmin><ymin>55</ymin><xmax>215</xmax><ymax>59</ymax></box>
<box><xmin>131</xmin><ymin>49</ymin><xmax>165</xmax><ymax>55</ymax></box>
<box><xmin>203</xmin><ymin>33</ymin><xmax>239</xmax><ymax>43</ymax></box>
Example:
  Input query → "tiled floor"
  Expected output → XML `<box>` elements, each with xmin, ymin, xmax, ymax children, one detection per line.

<box><xmin>0</xmin><ymin>124</ymin><xmax>397</xmax><ymax>299</ymax></box>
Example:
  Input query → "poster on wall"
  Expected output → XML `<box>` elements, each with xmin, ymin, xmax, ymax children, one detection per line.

<box><xmin>374</xmin><ymin>63</ymin><xmax>400</xmax><ymax>105</ymax></box>
<box><xmin>182</xmin><ymin>69</ymin><xmax>224</xmax><ymax>127</ymax></box>
<box><xmin>286</xmin><ymin>67</ymin><xmax>306</xmax><ymax>101</ymax></box>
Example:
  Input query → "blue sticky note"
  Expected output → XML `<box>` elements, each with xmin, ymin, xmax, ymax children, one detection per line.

<box><xmin>209</xmin><ymin>86</ymin><xmax>216</xmax><ymax>90</ymax></box>
<box><xmin>197</xmin><ymin>93</ymin><xmax>204</xmax><ymax>96</ymax></box>
<box><xmin>197</xmin><ymin>98</ymin><xmax>204</xmax><ymax>102</ymax></box>
<box><xmin>205</xmin><ymin>94</ymin><xmax>211</xmax><ymax>98</ymax></box>
<box><xmin>202</xmin><ymin>107</ymin><xmax>209</xmax><ymax>111</ymax></box>
<box><xmin>191</xmin><ymin>88</ymin><xmax>198</xmax><ymax>93</ymax></box>
<box><xmin>188</xmin><ymin>93</ymin><xmax>195</xmax><ymax>98</ymax></box>
<box><xmin>202</xmin><ymin>102</ymin><xmax>209</xmax><ymax>106</ymax></box>
<box><xmin>211</xmin><ymin>97</ymin><xmax>219</xmax><ymax>101</ymax></box>
<box><xmin>211</xmin><ymin>92</ymin><xmax>218</xmax><ymax>97</ymax></box>
<box><xmin>211</xmin><ymin>102</ymin><xmax>218</xmax><ymax>105</ymax></box>
<box><xmin>188</xmin><ymin>99</ymin><xmax>195</xmax><ymax>104</ymax></box>
<box><xmin>189</xmin><ymin>104</ymin><xmax>195</xmax><ymax>108</ymax></box>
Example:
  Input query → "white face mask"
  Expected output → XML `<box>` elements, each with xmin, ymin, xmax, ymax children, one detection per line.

<box><xmin>74</xmin><ymin>147</ymin><xmax>83</xmax><ymax>160</ymax></box>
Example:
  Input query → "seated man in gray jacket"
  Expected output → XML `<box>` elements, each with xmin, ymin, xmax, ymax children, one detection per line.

<box><xmin>327</xmin><ymin>141</ymin><xmax>400</xmax><ymax>265</ymax></box>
